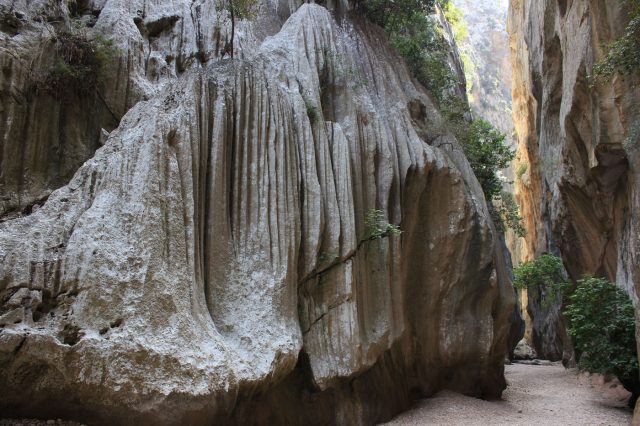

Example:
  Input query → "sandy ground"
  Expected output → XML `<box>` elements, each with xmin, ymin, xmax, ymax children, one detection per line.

<box><xmin>1</xmin><ymin>363</ymin><xmax>632</xmax><ymax>426</ymax></box>
<box><xmin>383</xmin><ymin>362</ymin><xmax>633</xmax><ymax>426</ymax></box>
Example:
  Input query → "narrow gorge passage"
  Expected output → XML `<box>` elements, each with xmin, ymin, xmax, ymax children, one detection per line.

<box><xmin>384</xmin><ymin>363</ymin><xmax>633</xmax><ymax>425</ymax></box>
<box><xmin>1</xmin><ymin>0</ymin><xmax>639</xmax><ymax>424</ymax></box>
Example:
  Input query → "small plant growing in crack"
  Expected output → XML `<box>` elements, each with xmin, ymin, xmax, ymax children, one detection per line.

<box><xmin>363</xmin><ymin>209</ymin><xmax>401</xmax><ymax>241</ymax></box>
<box><xmin>318</xmin><ymin>251</ymin><xmax>338</xmax><ymax>264</ymax></box>
<box><xmin>304</xmin><ymin>96</ymin><xmax>319</xmax><ymax>125</ymax></box>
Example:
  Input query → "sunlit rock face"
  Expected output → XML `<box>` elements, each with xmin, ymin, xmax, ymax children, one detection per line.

<box><xmin>452</xmin><ymin>0</ymin><xmax>512</xmax><ymax>137</ymax></box>
<box><xmin>0</xmin><ymin>1</ymin><xmax>515</xmax><ymax>424</ymax></box>
<box><xmin>509</xmin><ymin>0</ymin><xmax>640</xmax><ymax>363</ymax></box>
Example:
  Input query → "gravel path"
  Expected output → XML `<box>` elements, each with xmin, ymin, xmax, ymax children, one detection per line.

<box><xmin>383</xmin><ymin>362</ymin><xmax>633</xmax><ymax>426</ymax></box>
<box><xmin>1</xmin><ymin>364</ymin><xmax>632</xmax><ymax>426</ymax></box>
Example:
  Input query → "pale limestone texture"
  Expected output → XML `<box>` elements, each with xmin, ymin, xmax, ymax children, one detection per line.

<box><xmin>1</xmin><ymin>1</ymin><xmax>515</xmax><ymax>424</ymax></box>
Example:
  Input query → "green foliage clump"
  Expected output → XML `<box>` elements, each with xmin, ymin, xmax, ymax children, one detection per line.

<box><xmin>360</xmin><ymin>0</ymin><xmax>458</xmax><ymax>103</ymax></box>
<box><xmin>441</xmin><ymin>97</ymin><xmax>524</xmax><ymax>235</ymax></box>
<box><xmin>318</xmin><ymin>251</ymin><xmax>338</xmax><ymax>264</ymax></box>
<box><xmin>363</xmin><ymin>209</ymin><xmax>402</xmax><ymax>240</ymax></box>
<box><xmin>494</xmin><ymin>192</ymin><xmax>526</xmax><ymax>238</ymax></box>
<box><xmin>360</xmin><ymin>0</ymin><xmax>437</xmax><ymax>28</ymax></box>
<box><xmin>592</xmin><ymin>0</ymin><xmax>640</xmax><ymax>82</ymax></box>
<box><xmin>34</xmin><ymin>31</ymin><xmax>117</xmax><ymax>100</ymax></box>
<box><xmin>361</xmin><ymin>0</ymin><xmax>523</xmax><ymax>235</ymax></box>
<box><xmin>513</xmin><ymin>253</ymin><xmax>568</xmax><ymax>305</ymax></box>
<box><xmin>564</xmin><ymin>276</ymin><xmax>639</xmax><ymax>405</ymax></box>
<box><xmin>459</xmin><ymin>119</ymin><xmax>514</xmax><ymax>201</ymax></box>
<box><xmin>304</xmin><ymin>97</ymin><xmax>318</xmax><ymax>124</ymax></box>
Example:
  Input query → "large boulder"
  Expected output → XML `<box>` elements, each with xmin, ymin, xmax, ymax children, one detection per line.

<box><xmin>0</xmin><ymin>2</ymin><xmax>516</xmax><ymax>424</ymax></box>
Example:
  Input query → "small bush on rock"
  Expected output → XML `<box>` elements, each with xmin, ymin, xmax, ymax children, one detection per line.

<box><xmin>363</xmin><ymin>209</ymin><xmax>401</xmax><ymax>240</ymax></box>
<box><xmin>359</xmin><ymin>0</ymin><xmax>458</xmax><ymax>103</ymax></box>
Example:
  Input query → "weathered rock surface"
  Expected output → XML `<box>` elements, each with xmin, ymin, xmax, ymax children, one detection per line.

<box><xmin>1</xmin><ymin>1</ymin><xmax>516</xmax><ymax>424</ymax></box>
<box><xmin>449</xmin><ymin>0</ymin><xmax>525</xmax><ymax>357</ymax></box>
<box><xmin>512</xmin><ymin>338</ymin><xmax>537</xmax><ymax>361</ymax></box>
<box><xmin>508</xmin><ymin>0</ymin><xmax>640</xmax><ymax>364</ymax></box>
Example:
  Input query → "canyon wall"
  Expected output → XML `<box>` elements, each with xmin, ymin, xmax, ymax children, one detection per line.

<box><xmin>509</xmin><ymin>0</ymin><xmax>640</xmax><ymax>364</ymax></box>
<box><xmin>0</xmin><ymin>1</ymin><xmax>516</xmax><ymax>424</ymax></box>
<box><xmin>451</xmin><ymin>0</ymin><xmax>527</xmax><ymax>349</ymax></box>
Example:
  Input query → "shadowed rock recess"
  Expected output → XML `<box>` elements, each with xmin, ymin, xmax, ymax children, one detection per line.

<box><xmin>509</xmin><ymin>0</ymin><xmax>640</xmax><ymax>364</ymax></box>
<box><xmin>0</xmin><ymin>1</ymin><xmax>515</xmax><ymax>424</ymax></box>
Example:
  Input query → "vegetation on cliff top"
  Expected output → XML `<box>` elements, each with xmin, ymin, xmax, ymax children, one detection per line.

<box><xmin>442</xmin><ymin>97</ymin><xmax>524</xmax><ymax>236</ymax></box>
<box><xmin>360</xmin><ymin>0</ymin><xmax>458</xmax><ymax>102</ymax></box>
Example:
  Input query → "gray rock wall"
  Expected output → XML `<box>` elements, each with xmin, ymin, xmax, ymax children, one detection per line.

<box><xmin>0</xmin><ymin>1</ymin><xmax>515</xmax><ymax>424</ymax></box>
<box><xmin>508</xmin><ymin>0</ymin><xmax>640</xmax><ymax>364</ymax></box>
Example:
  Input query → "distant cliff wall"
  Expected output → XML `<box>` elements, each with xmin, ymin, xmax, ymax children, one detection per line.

<box><xmin>509</xmin><ymin>0</ymin><xmax>640</xmax><ymax>363</ymax></box>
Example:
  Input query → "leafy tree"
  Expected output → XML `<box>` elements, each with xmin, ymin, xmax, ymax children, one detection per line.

<box><xmin>564</xmin><ymin>276</ymin><xmax>639</xmax><ymax>407</ymax></box>
<box><xmin>441</xmin><ymin>95</ymin><xmax>523</xmax><ymax>235</ymax></box>
<box><xmin>440</xmin><ymin>0</ymin><xmax>468</xmax><ymax>43</ymax></box>
<box><xmin>459</xmin><ymin>119</ymin><xmax>514</xmax><ymax>201</ymax></box>
<box><xmin>512</xmin><ymin>254</ymin><xmax>568</xmax><ymax>305</ymax></box>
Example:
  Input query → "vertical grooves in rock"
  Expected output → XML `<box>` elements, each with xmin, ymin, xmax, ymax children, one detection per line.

<box><xmin>0</xmin><ymin>3</ymin><xmax>516</xmax><ymax>424</ymax></box>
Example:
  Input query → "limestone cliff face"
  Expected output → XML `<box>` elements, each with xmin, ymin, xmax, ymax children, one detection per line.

<box><xmin>0</xmin><ymin>1</ymin><xmax>515</xmax><ymax>424</ymax></box>
<box><xmin>509</xmin><ymin>0</ymin><xmax>640</xmax><ymax>362</ymax></box>
<box><xmin>452</xmin><ymin>0</ymin><xmax>512</xmax><ymax>137</ymax></box>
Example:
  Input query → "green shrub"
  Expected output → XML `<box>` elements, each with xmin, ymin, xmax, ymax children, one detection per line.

<box><xmin>363</xmin><ymin>209</ymin><xmax>402</xmax><ymax>240</ymax></box>
<box><xmin>441</xmin><ymin>97</ymin><xmax>523</xmax><ymax>235</ymax></box>
<box><xmin>564</xmin><ymin>276</ymin><xmax>639</xmax><ymax>406</ymax></box>
<box><xmin>592</xmin><ymin>0</ymin><xmax>640</xmax><ymax>82</ymax></box>
<box><xmin>304</xmin><ymin>97</ymin><xmax>318</xmax><ymax>124</ymax></box>
<box><xmin>361</xmin><ymin>0</ymin><xmax>521</xmax><ymax>235</ymax></box>
<box><xmin>359</xmin><ymin>0</ymin><xmax>458</xmax><ymax>103</ymax></box>
<box><xmin>318</xmin><ymin>251</ymin><xmax>338</xmax><ymax>264</ymax></box>
<box><xmin>459</xmin><ymin>119</ymin><xmax>514</xmax><ymax>201</ymax></box>
<box><xmin>359</xmin><ymin>0</ymin><xmax>437</xmax><ymax>28</ymax></box>
<box><xmin>512</xmin><ymin>253</ymin><xmax>568</xmax><ymax>305</ymax></box>
<box><xmin>494</xmin><ymin>191</ymin><xmax>526</xmax><ymax>238</ymax></box>
<box><xmin>34</xmin><ymin>30</ymin><xmax>117</xmax><ymax>100</ymax></box>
